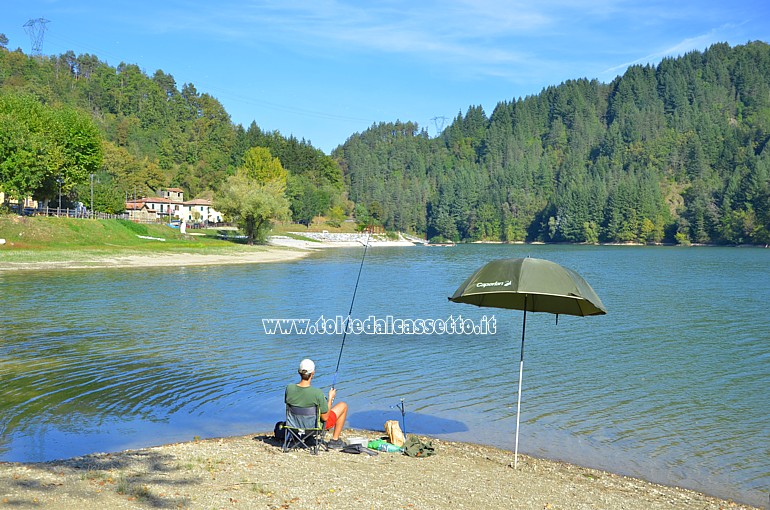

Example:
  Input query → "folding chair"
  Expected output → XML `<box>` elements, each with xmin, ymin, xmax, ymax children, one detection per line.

<box><xmin>282</xmin><ymin>404</ymin><xmax>327</xmax><ymax>454</ymax></box>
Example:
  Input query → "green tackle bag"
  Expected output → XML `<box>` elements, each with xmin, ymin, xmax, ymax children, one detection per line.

<box><xmin>403</xmin><ymin>436</ymin><xmax>436</xmax><ymax>457</ymax></box>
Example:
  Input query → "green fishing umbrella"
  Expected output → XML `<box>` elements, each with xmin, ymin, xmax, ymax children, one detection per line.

<box><xmin>449</xmin><ymin>257</ymin><xmax>607</xmax><ymax>467</ymax></box>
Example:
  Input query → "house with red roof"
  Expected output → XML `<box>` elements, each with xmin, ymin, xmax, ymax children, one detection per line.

<box><xmin>125</xmin><ymin>201</ymin><xmax>159</xmax><ymax>222</ymax></box>
<box><xmin>126</xmin><ymin>188</ymin><xmax>223</xmax><ymax>225</ymax></box>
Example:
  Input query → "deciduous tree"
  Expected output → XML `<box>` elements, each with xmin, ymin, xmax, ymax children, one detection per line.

<box><xmin>214</xmin><ymin>147</ymin><xmax>290</xmax><ymax>244</ymax></box>
<box><xmin>0</xmin><ymin>93</ymin><xmax>102</xmax><ymax>206</ymax></box>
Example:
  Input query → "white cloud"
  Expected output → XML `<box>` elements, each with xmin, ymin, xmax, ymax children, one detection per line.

<box><xmin>134</xmin><ymin>1</ymin><xmax>549</xmax><ymax>70</ymax></box>
<box><xmin>124</xmin><ymin>0</ymin><xmax>770</xmax><ymax>86</ymax></box>
<box><xmin>600</xmin><ymin>22</ymin><xmax>747</xmax><ymax>78</ymax></box>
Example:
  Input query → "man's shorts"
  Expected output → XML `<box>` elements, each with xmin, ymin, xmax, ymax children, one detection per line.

<box><xmin>325</xmin><ymin>410</ymin><xmax>337</xmax><ymax>429</ymax></box>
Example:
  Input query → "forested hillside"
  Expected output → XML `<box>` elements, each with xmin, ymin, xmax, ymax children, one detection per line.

<box><xmin>335</xmin><ymin>42</ymin><xmax>770</xmax><ymax>245</ymax></box>
<box><xmin>2</xmin><ymin>39</ymin><xmax>769</xmax><ymax>244</ymax></box>
<box><xmin>0</xmin><ymin>43</ymin><xmax>346</xmax><ymax>222</ymax></box>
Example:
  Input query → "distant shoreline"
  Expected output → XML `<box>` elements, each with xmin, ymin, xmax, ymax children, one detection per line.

<box><xmin>0</xmin><ymin>232</ymin><xmax>418</xmax><ymax>272</ymax></box>
<box><xmin>470</xmin><ymin>239</ymin><xmax>770</xmax><ymax>248</ymax></box>
<box><xmin>2</xmin><ymin>234</ymin><xmax>766</xmax><ymax>272</ymax></box>
<box><xmin>269</xmin><ymin>231</ymin><xmax>416</xmax><ymax>249</ymax></box>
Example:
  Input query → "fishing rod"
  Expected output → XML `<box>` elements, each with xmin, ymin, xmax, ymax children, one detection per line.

<box><xmin>331</xmin><ymin>228</ymin><xmax>372</xmax><ymax>388</ymax></box>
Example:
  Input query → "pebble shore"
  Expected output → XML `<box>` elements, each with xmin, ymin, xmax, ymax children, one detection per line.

<box><xmin>0</xmin><ymin>430</ymin><xmax>761</xmax><ymax>510</ymax></box>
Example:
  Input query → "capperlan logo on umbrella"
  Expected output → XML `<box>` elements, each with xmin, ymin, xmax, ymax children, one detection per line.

<box><xmin>475</xmin><ymin>280</ymin><xmax>512</xmax><ymax>288</ymax></box>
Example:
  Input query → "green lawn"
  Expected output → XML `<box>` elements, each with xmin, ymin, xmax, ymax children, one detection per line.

<box><xmin>0</xmin><ymin>215</ymin><xmax>268</xmax><ymax>264</ymax></box>
<box><xmin>0</xmin><ymin>215</ymin><xmax>375</xmax><ymax>265</ymax></box>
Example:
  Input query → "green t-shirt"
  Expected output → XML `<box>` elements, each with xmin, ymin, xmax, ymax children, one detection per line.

<box><xmin>284</xmin><ymin>384</ymin><xmax>328</xmax><ymax>414</ymax></box>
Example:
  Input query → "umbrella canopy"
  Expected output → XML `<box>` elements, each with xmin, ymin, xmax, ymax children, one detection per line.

<box><xmin>449</xmin><ymin>257</ymin><xmax>607</xmax><ymax>316</ymax></box>
<box><xmin>449</xmin><ymin>257</ymin><xmax>606</xmax><ymax>467</ymax></box>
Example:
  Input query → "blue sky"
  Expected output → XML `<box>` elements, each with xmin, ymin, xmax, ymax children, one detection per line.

<box><xmin>4</xmin><ymin>1</ymin><xmax>769</xmax><ymax>154</ymax></box>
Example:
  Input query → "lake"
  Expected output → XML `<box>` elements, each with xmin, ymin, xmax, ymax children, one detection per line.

<box><xmin>1</xmin><ymin>244</ymin><xmax>768</xmax><ymax>506</ymax></box>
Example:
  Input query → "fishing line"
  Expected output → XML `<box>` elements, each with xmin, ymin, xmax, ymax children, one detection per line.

<box><xmin>331</xmin><ymin>229</ymin><xmax>371</xmax><ymax>388</ymax></box>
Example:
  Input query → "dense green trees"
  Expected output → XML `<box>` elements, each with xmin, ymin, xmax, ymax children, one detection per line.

<box><xmin>238</xmin><ymin>124</ymin><xmax>347</xmax><ymax>226</ymax></box>
<box><xmin>0</xmin><ymin>92</ymin><xmax>102</xmax><ymax>206</ymax></box>
<box><xmin>0</xmin><ymin>43</ymin><xmax>344</xmax><ymax>223</ymax></box>
<box><xmin>334</xmin><ymin>42</ymin><xmax>770</xmax><ymax>245</ymax></box>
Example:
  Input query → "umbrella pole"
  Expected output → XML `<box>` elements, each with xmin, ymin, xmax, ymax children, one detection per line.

<box><xmin>514</xmin><ymin>297</ymin><xmax>527</xmax><ymax>469</ymax></box>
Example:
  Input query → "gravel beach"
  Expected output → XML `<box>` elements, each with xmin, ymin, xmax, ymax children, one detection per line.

<box><xmin>0</xmin><ymin>429</ymin><xmax>761</xmax><ymax>510</ymax></box>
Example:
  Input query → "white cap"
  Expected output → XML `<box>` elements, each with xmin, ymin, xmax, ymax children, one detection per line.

<box><xmin>299</xmin><ymin>358</ymin><xmax>315</xmax><ymax>374</ymax></box>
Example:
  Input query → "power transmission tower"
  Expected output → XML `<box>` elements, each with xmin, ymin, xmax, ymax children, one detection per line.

<box><xmin>431</xmin><ymin>116</ymin><xmax>447</xmax><ymax>137</ymax></box>
<box><xmin>23</xmin><ymin>18</ymin><xmax>50</xmax><ymax>56</ymax></box>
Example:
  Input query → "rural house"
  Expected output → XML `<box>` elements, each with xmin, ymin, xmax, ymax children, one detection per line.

<box><xmin>126</xmin><ymin>188</ymin><xmax>222</xmax><ymax>225</ymax></box>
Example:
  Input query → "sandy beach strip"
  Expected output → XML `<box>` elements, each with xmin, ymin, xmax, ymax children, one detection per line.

<box><xmin>0</xmin><ymin>234</ymin><xmax>418</xmax><ymax>272</ymax></box>
<box><xmin>0</xmin><ymin>246</ymin><xmax>311</xmax><ymax>272</ymax></box>
<box><xmin>0</xmin><ymin>430</ymin><xmax>761</xmax><ymax>510</ymax></box>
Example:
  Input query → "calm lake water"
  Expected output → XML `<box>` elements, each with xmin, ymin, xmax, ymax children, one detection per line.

<box><xmin>1</xmin><ymin>244</ymin><xmax>768</xmax><ymax>506</ymax></box>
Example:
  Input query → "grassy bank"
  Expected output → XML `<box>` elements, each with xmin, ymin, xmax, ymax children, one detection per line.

<box><xmin>0</xmin><ymin>215</ymin><xmax>268</xmax><ymax>265</ymax></box>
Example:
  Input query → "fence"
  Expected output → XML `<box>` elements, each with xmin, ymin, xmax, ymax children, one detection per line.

<box><xmin>11</xmin><ymin>205</ymin><xmax>231</xmax><ymax>228</ymax></box>
<box><xmin>16</xmin><ymin>205</ymin><xmax>128</xmax><ymax>220</ymax></box>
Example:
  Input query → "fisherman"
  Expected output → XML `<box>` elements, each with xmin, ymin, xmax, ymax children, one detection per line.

<box><xmin>285</xmin><ymin>358</ymin><xmax>348</xmax><ymax>449</ymax></box>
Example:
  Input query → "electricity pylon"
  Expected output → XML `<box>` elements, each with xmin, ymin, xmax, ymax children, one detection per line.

<box><xmin>431</xmin><ymin>116</ymin><xmax>447</xmax><ymax>137</ymax></box>
<box><xmin>23</xmin><ymin>18</ymin><xmax>49</xmax><ymax>56</ymax></box>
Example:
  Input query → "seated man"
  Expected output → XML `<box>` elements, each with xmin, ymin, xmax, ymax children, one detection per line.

<box><xmin>285</xmin><ymin>358</ymin><xmax>348</xmax><ymax>449</ymax></box>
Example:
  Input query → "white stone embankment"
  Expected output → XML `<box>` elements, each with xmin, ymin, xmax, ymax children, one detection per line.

<box><xmin>269</xmin><ymin>231</ymin><xmax>416</xmax><ymax>249</ymax></box>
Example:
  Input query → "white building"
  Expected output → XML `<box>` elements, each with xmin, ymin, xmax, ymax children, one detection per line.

<box><xmin>182</xmin><ymin>198</ymin><xmax>222</xmax><ymax>224</ymax></box>
<box><xmin>126</xmin><ymin>188</ymin><xmax>223</xmax><ymax>224</ymax></box>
